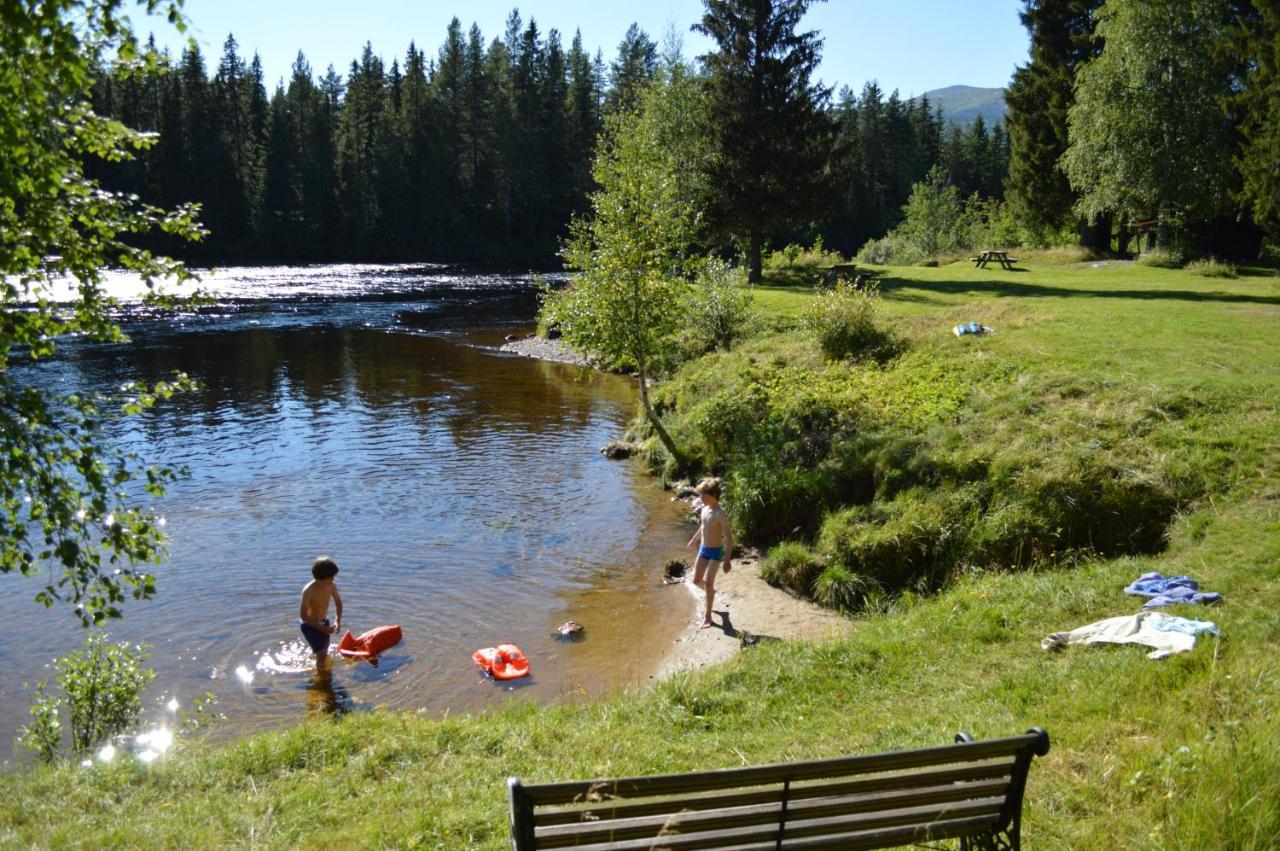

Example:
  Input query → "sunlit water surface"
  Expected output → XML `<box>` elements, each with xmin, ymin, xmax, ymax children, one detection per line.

<box><xmin>0</xmin><ymin>265</ymin><xmax>694</xmax><ymax>762</ymax></box>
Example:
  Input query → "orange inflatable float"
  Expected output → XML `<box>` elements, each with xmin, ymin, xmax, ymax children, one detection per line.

<box><xmin>472</xmin><ymin>643</ymin><xmax>530</xmax><ymax>680</ymax></box>
<box><xmin>337</xmin><ymin>625</ymin><xmax>403</xmax><ymax>660</ymax></box>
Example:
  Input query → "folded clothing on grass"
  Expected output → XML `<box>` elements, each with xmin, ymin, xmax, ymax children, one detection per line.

<box><xmin>1125</xmin><ymin>571</ymin><xmax>1222</xmax><ymax>608</ymax></box>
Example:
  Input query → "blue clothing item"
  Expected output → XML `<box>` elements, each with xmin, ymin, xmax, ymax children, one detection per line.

<box><xmin>698</xmin><ymin>545</ymin><xmax>725</xmax><ymax>563</ymax></box>
<box><xmin>1144</xmin><ymin>590</ymin><xmax>1223</xmax><ymax>609</ymax></box>
<box><xmin>300</xmin><ymin>618</ymin><xmax>332</xmax><ymax>654</ymax></box>
<box><xmin>1148</xmin><ymin>613</ymin><xmax>1220</xmax><ymax>637</ymax></box>
<box><xmin>953</xmin><ymin>321</ymin><xmax>994</xmax><ymax>337</ymax></box>
<box><xmin>1125</xmin><ymin>572</ymin><xmax>1222</xmax><ymax>608</ymax></box>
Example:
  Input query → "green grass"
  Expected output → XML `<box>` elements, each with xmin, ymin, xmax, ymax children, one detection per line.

<box><xmin>2</xmin><ymin>258</ymin><xmax>1278</xmax><ymax>849</ymax></box>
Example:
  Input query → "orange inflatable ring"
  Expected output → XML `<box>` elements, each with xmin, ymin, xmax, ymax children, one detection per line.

<box><xmin>337</xmin><ymin>625</ymin><xmax>403</xmax><ymax>660</ymax></box>
<box><xmin>472</xmin><ymin>643</ymin><xmax>530</xmax><ymax>680</ymax></box>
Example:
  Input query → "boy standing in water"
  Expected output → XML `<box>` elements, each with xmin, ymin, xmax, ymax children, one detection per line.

<box><xmin>299</xmin><ymin>556</ymin><xmax>343</xmax><ymax>661</ymax></box>
<box><xmin>687</xmin><ymin>478</ymin><xmax>733</xmax><ymax>629</ymax></box>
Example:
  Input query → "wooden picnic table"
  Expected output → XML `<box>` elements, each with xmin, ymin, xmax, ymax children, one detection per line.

<box><xmin>820</xmin><ymin>262</ymin><xmax>879</xmax><ymax>288</ymax></box>
<box><xmin>970</xmin><ymin>249</ymin><xmax>1019</xmax><ymax>270</ymax></box>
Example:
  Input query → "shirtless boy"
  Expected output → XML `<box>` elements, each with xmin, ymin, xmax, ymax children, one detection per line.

<box><xmin>299</xmin><ymin>556</ymin><xmax>343</xmax><ymax>660</ymax></box>
<box><xmin>687</xmin><ymin>477</ymin><xmax>733</xmax><ymax>629</ymax></box>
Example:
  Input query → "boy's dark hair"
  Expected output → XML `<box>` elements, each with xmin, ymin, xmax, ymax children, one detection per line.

<box><xmin>312</xmin><ymin>556</ymin><xmax>339</xmax><ymax>580</ymax></box>
<box><xmin>695</xmin><ymin>477</ymin><xmax>722</xmax><ymax>498</ymax></box>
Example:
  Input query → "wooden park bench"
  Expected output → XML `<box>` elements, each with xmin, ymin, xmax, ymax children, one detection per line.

<box><xmin>508</xmin><ymin>728</ymin><xmax>1051</xmax><ymax>850</ymax></box>
<box><xmin>969</xmin><ymin>250</ymin><xmax>1019</xmax><ymax>271</ymax></box>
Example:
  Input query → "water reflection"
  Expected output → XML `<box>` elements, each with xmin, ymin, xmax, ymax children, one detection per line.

<box><xmin>0</xmin><ymin>268</ymin><xmax>693</xmax><ymax>757</ymax></box>
<box><xmin>306</xmin><ymin>659</ymin><xmax>352</xmax><ymax>719</ymax></box>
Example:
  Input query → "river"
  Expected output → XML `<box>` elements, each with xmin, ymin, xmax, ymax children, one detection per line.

<box><xmin>0</xmin><ymin>264</ymin><xmax>694</xmax><ymax>762</ymax></box>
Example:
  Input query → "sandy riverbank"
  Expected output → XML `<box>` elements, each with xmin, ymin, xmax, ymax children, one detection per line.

<box><xmin>654</xmin><ymin>549</ymin><xmax>855</xmax><ymax>677</ymax></box>
<box><xmin>501</xmin><ymin>333</ymin><xmax>854</xmax><ymax>676</ymax></box>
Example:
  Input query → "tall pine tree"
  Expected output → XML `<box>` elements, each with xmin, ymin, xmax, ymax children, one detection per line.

<box><xmin>695</xmin><ymin>0</ymin><xmax>836</xmax><ymax>282</ymax></box>
<box><xmin>1004</xmin><ymin>0</ymin><xmax>1103</xmax><ymax>238</ymax></box>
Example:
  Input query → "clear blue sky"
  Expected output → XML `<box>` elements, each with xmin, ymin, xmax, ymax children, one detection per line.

<box><xmin>143</xmin><ymin>0</ymin><xmax>1028</xmax><ymax>97</ymax></box>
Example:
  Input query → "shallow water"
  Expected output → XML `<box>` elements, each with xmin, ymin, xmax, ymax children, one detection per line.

<box><xmin>0</xmin><ymin>265</ymin><xmax>693</xmax><ymax>761</ymax></box>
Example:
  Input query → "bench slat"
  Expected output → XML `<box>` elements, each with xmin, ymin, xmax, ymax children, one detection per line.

<box><xmin>556</xmin><ymin>799</ymin><xmax>1004</xmax><ymax>851</ymax></box>
<box><xmin>533</xmin><ymin>759</ymin><xmax>1014</xmax><ymax>827</ymax></box>
<box><xmin>533</xmin><ymin>778</ymin><xmax>1010</xmax><ymax>848</ymax></box>
<box><xmin>520</xmin><ymin>733</ymin><xmax>1041</xmax><ymax>805</ymax></box>
<box><xmin>752</xmin><ymin>815</ymin><xmax>1007</xmax><ymax>851</ymax></box>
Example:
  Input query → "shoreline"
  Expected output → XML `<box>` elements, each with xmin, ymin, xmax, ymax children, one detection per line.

<box><xmin>499</xmin><ymin>334</ymin><xmax>853</xmax><ymax>679</ymax></box>
<box><xmin>653</xmin><ymin>548</ymin><xmax>855</xmax><ymax>679</ymax></box>
<box><xmin>498</xmin><ymin>334</ymin><xmax>594</xmax><ymax>367</ymax></box>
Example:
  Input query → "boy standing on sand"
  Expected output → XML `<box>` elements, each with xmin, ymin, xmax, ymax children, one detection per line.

<box><xmin>299</xmin><ymin>556</ymin><xmax>343</xmax><ymax>661</ymax></box>
<box><xmin>687</xmin><ymin>478</ymin><xmax>733</xmax><ymax>629</ymax></box>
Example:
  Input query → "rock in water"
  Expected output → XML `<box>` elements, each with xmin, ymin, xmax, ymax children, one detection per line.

<box><xmin>556</xmin><ymin>620</ymin><xmax>585</xmax><ymax>638</ymax></box>
<box><xmin>600</xmin><ymin>440</ymin><xmax>640</xmax><ymax>459</ymax></box>
<box><xmin>663</xmin><ymin>559</ymin><xmax>687</xmax><ymax>583</ymax></box>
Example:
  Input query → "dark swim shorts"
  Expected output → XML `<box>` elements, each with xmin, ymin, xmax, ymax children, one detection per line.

<box><xmin>300</xmin><ymin>618</ymin><xmax>332</xmax><ymax>654</ymax></box>
<box><xmin>698</xmin><ymin>545</ymin><xmax>725</xmax><ymax>562</ymax></box>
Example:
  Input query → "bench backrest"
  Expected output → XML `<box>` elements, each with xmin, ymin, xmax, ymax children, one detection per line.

<box><xmin>508</xmin><ymin>728</ymin><xmax>1049</xmax><ymax>850</ymax></box>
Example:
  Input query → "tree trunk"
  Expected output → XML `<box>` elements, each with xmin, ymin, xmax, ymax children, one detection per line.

<box><xmin>636</xmin><ymin>357</ymin><xmax>686</xmax><ymax>471</ymax></box>
<box><xmin>748</xmin><ymin>229</ymin><xmax>763</xmax><ymax>284</ymax></box>
<box><xmin>1116</xmin><ymin>221</ymin><xmax>1132</xmax><ymax>258</ymax></box>
<box><xmin>1077</xmin><ymin>214</ymin><xmax>1112</xmax><ymax>252</ymax></box>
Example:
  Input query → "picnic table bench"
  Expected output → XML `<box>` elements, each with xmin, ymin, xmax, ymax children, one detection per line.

<box><xmin>820</xmin><ymin>263</ymin><xmax>878</xmax><ymax>289</ymax></box>
<box><xmin>508</xmin><ymin>728</ymin><xmax>1050</xmax><ymax>850</ymax></box>
<box><xmin>970</xmin><ymin>250</ymin><xmax>1019</xmax><ymax>270</ymax></box>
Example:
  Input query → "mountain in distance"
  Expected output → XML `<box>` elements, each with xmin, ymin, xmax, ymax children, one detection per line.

<box><xmin>921</xmin><ymin>85</ymin><xmax>1007</xmax><ymax>127</ymax></box>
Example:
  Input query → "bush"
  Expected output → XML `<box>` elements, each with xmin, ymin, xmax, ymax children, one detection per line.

<box><xmin>761</xmin><ymin>541</ymin><xmax>824</xmax><ymax>595</ymax></box>
<box><xmin>19</xmin><ymin>632</ymin><xmax>156</xmax><ymax>761</ymax></box>
<box><xmin>682</xmin><ymin>258</ymin><xmax>756</xmax><ymax>353</ymax></box>
<box><xmin>762</xmin><ymin>238</ymin><xmax>848</xmax><ymax>287</ymax></box>
<box><xmin>811</xmin><ymin>564</ymin><xmax>872</xmax><ymax>611</ymax></box>
<box><xmin>855</xmin><ymin>235</ymin><xmax>920</xmax><ymax>266</ymax></box>
<box><xmin>801</xmin><ymin>282</ymin><xmax>888</xmax><ymax>361</ymax></box>
<box><xmin>1138</xmin><ymin>250</ymin><xmax>1183</xmax><ymax>269</ymax></box>
<box><xmin>769</xmin><ymin>243</ymin><xmax>803</xmax><ymax>268</ymax></box>
<box><xmin>817</xmin><ymin>489</ymin><xmax>973</xmax><ymax>593</ymax></box>
<box><xmin>896</xmin><ymin>166</ymin><xmax>968</xmax><ymax>258</ymax></box>
<box><xmin>727</xmin><ymin>461</ymin><xmax>833</xmax><ymax>544</ymax></box>
<box><xmin>765</xmin><ymin>236</ymin><xmax>844</xmax><ymax>271</ymax></box>
<box><xmin>1184</xmin><ymin>259</ymin><xmax>1238</xmax><ymax>278</ymax></box>
<box><xmin>18</xmin><ymin>689</ymin><xmax>62</xmax><ymax>764</ymax></box>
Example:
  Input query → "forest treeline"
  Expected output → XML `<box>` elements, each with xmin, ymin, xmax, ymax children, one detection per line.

<box><xmin>89</xmin><ymin>12</ymin><xmax>1008</xmax><ymax>265</ymax></box>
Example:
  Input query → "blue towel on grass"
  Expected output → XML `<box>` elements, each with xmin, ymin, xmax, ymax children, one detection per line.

<box><xmin>953</xmin><ymin>321</ymin><xmax>994</xmax><ymax>337</ymax></box>
<box><xmin>1125</xmin><ymin>572</ymin><xmax>1222</xmax><ymax>608</ymax></box>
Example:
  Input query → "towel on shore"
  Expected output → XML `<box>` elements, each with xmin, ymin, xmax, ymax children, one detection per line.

<box><xmin>1125</xmin><ymin>571</ymin><xmax>1222</xmax><ymax>608</ymax></box>
<box><xmin>1042</xmin><ymin>611</ymin><xmax>1219</xmax><ymax>660</ymax></box>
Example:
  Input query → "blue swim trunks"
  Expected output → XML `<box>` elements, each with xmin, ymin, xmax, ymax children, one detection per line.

<box><xmin>300</xmin><ymin>618</ymin><xmax>332</xmax><ymax>654</ymax></box>
<box><xmin>698</xmin><ymin>545</ymin><xmax>725</xmax><ymax>562</ymax></box>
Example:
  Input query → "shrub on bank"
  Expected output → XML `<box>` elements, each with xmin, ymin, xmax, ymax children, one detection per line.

<box><xmin>761</xmin><ymin>541</ymin><xmax>824</xmax><ymax>595</ymax></box>
<box><xmin>801</xmin><ymin>282</ymin><xmax>890</xmax><ymax>361</ymax></box>
<box><xmin>811</xmin><ymin>563</ymin><xmax>872</xmax><ymax>611</ymax></box>
<box><xmin>681</xmin><ymin>259</ymin><xmax>757</xmax><ymax>354</ymax></box>
<box><xmin>651</xmin><ymin>329</ymin><xmax>1210</xmax><ymax>604</ymax></box>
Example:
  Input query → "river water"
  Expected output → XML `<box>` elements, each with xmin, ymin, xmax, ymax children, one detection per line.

<box><xmin>0</xmin><ymin>265</ymin><xmax>694</xmax><ymax>761</ymax></box>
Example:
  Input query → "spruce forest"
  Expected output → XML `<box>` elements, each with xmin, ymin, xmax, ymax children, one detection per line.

<box><xmin>89</xmin><ymin>13</ymin><xmax>1010</xmax><ymax>264</ymax></box>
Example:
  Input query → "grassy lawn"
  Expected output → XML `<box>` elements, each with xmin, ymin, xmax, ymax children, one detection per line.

<box><xmin>1</xmin><ymin>258</ymin><xmax>1277</xmax><ymax>849</ymax></box>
